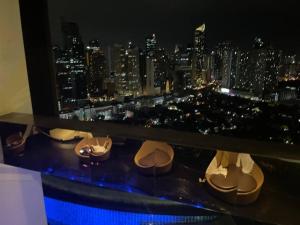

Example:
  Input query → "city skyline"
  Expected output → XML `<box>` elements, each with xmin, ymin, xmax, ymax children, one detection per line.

<box><xmin>48</xmin><ymin>0</ymin><xmax>300</xmax><ymax>55</ymax></box>
<box><xmin>52</xmin><ymin>17</ymin><xmax>300</xmax><ymax>146</ymax></box>
<box><xmin>53</xmin><ymin>19</ymin><xmax>299</xmax><ymax>103</ymax></box>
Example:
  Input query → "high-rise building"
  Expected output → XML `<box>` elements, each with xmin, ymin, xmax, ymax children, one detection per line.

<box><xmin>202</xmin><ymin>53</ymin><xmax>215</xmax><ymax>84</ymax></box>
<box><xmin>111</xmin><ymin>43</ymin><xmax>141</xmax><ymax>96</ymax></box>
<box><xmin>145</xmin><ymin>34</ymin><xmax>158</xmax><ymax>57</ymax></box>
<box><xmin>55</xmin><ymin>21</ymin><xmax>87</xmax><ymax>110</ymax></box>
<box><xmin>221</xmin><ymin>46</ymin><xmax>240</xmax><ymax>89</ymax></box>
<box><xmin>145</xmin><ymin>57</ymin><xmax>155</xmax><ymax>95</ymax></box>
<box><xmin>154</xmin><ymin>48</ymin><xmax>169</xmax><ymax>93</ymax></box>
<box><xmin>61</xmin><ymin>21</ymin><xmax>80</xmax><ymax>50</ymax></box>
<box><xmin>126</xmin><ymin>42</ymin><xmax>142</xmax><ymax>96</ymax></box>
<box><xmin>212</xmin><ymin>42</ymin><xmax>240</xmax><ymax>89</ymax></box>
<box><xmin>173</xmin><ymin>44</ymin><xmax>193</xmax><ymax>90</ymax></box>
<box><xmin>86</xmin><ymin>40</ymin><xmax>108</xmax><ymax>97</ymax></box>
<box><xmin>54</xmin><ymin>48</ymin><xmax>73</xmax><ymax>106</ymax></box>
<box><xmin>264</xmin><ymin>47</ymin><xmax>280</xmax><ymax>93</ymax></box>
<box><xmin>111</xmin><ymin>44</ymin><xmax>125</xmax><ymax>95</ymax></box>
<box><xmin>211</xmin><ymin>48</ymin><xmax>222</xmax><ymax>81</ymax></box>
<box><xmin>139</xmin><ymin>49</ymin><xmax>147</xmax><ymax>92</ymax></box>
<box><xmin>246</xmin><ymin>38</ymin><xmax>279</xmax><ymax>97</ymax></box>
<box><xmin>251</xmin><ymin>38</ymin><xmax>267</xmax><ymax>96</ymax></box>
<box><xmin>235</xmin><ymin>51</ymin><xmax>250</xmax><ymax>90</ymax></box>
<box><xmin>144</xmin><ymin>34</ymin><xmax>169</xmax><ymax>94</ymax></box>
<box><xmin>280</xmin><ymin>54</ymin><xmax>298</xmax><ymax>79</ymax></box>
<box><xmin>192</xmin><ymin>24</ymin><xmax>206</xmax><ymax>86</ymax></box>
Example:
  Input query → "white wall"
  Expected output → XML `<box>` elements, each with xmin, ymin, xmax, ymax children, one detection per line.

<box><xmin>0</xmin><ymin>164</ymin><xmax>47</xmax><ymax>225</ymax></box>
<box><xmin>0</xmin><ymin>0</ymin><xmax>32</xmax><ymax>116</ymax></box>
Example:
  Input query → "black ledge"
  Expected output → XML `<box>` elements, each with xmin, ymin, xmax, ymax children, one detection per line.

<box><xmin>1</xmin><ymin>112</ymin><xmax>300</xmax><ymax>161</ymax></box>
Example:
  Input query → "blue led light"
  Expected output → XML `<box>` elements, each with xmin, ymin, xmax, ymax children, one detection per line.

<box><xmin>193</xmin><ymin>203</ymin><xmax>204</xmax><ymax>209</ymax></box>
<box><xmin>45</xmin><ymin>197</ymin><xmax>216</xmax><ymax>225</ymax></box>
<box><xmin>46</xmin><ymin>167</ymin><xmax>54</xmax><ymax>173</ymax></box>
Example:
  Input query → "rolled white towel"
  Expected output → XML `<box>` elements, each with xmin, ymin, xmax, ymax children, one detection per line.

<box><xmin>236</xmin><ymin>153</ymin><xmax>254</xmax><ymax>174</ymax></box>
<box><xmin>206</xmin><ymin>157</ymin><xmax>228</xmax><ymax>177</ymax></box>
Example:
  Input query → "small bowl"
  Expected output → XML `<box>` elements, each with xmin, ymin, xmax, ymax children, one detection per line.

<box><xmin>6</xmin><ymin>132</ymin><xmax>25</xmax><ymax>155</ymax></box>
<box><xmin>74</xmin><ymin>137</ymin><xmax>112</xmax><ymax>164</ymax></box>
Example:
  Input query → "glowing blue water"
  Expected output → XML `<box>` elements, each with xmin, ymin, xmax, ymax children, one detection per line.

<box><xmin>45</xmin><ymin>197</ymin><xmax>215</xmax><ymax>225</ymax></box>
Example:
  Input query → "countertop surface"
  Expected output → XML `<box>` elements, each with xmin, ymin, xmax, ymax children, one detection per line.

<box><xmin>1</xmin><ymin>123</ymin><xmax>299</xmax><ymax>225</ymax></box>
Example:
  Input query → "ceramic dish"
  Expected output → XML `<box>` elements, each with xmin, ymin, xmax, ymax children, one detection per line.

<box><xmin>74</xmin><ymin>137</ymin><xmax>112</xmax><ymax>163</ymax></box>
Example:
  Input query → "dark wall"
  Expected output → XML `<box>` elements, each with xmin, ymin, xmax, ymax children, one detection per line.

<box><xmin>19</xmin><ymin>0</ymin><xmax>58</xmax><ymax>116</ymax></box>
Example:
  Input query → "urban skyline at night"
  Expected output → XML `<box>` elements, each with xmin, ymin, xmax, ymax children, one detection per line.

<box><xmin>49</xmin><ymin>1</ymin><xmax>300</xmax><ymax>146</ymax></box>
<box><xmin>52</xmin><ymin>20</ymin><xmax>299</xmax><ymax>102</ymax></box>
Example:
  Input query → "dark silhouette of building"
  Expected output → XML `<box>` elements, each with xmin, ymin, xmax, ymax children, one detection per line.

<box><xmin>54</xmin><ymin>21</ymin><xmax>87</xmax><ymax>110</ymax></box>
<box><xmin>86</xmin><ymin>40</ymin><xmax>108</xmax><ymax>97</ymax></box>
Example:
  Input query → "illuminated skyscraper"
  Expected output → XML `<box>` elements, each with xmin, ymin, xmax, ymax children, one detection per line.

<box><xmin>126</xmin><ymin>42</ymin><xmax>142</xmax><ymax>96</ymax></box>
<box><xmin>247</xmin><ymin>38</ymin><xmax>279</xmax><ymax>97</ymax></box>
<box><xmin>212</xmin><ymin>42</ymin><xmax>240</xmax><ymax>89</ymax></box>
<box><xmin>111</xmin><ymin>43</ymin><xmax>141</xmax><ymax>96</ymax></box>
<box><xmin>235</xmin><ymin>51</ymin><xmax>250</xmax><ymax>90</ymax></box>
<box><xmin>145</xmin><ymin>34</ymin><xmax>169</xmax><ymax>94</ymax></box>
<box><xmin>145</xmin><ymin>57</ymin><xmax>155</xmax><ymax>95</ymax></box>
<box><xmin>111</xmin><ymin>44</ymin><xmax>126</xmax><ymax>95</ymax></box>
<box><xmin>202</xmin><ymin>53</ymin><xmax>215</xmax><ymax>83</ymax></box>
<box><xmin>220</xmin><ymin>44</ymin><xmax>240</xmax><ymax>89</ymax></box>
<box><xmin>280</xmin><ymin>54</ymin><xmax>298</xmax><ymax>79</ymax></box>
<box><xmin>55</xmin><ymin>21</ymin><xmax>87</xmax><ymax>110</ymax></box>
<box><xmin>173</xmin><ymin>44</ymin><xmax>193</xmax><ymax>90</ymax></box>
<box><xmin>145</xmin><ymin>34</ymin><xmax>158</xmax><ymax>57</ymax></box>
<box><xmin>139</xmin><ymin>49</ymin><xmax>147</xmax><ymax>92</ymax></box>
<box><xmin>192</xmin><ymin>24</ymin><xmax>206</xmax><ymax>86</ymax></box>
<box><xmin>154</xmin><ymin>48</ymin><xmax>169</xmax><ymax>93</ymax></box>
<box><xmin>264</xmin><ymin>47</ymin><xmax>280</xmax><ymax>94</ymax></box>
<box><xmin>86</xmin><ymin>40</ymin><xmax>108</xmax><ymax>97</ymax></box>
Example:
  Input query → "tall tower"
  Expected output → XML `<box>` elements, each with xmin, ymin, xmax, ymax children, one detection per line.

<box><xmin>61</xmin><ymin>21</ymin><xmax>80</xmax><ymax>50</ymax></box>
<box><xmin>110</xmin><ymin>44</ymin><xmax>125</xmax><ymax>95</ymax></box>
<box><xmin>145</xmin><ymin>34</ymin><xmax>158</xmax><ymax>58</ymax></box>
<box><xmin>246</xmin><ymin>37</ymin><xmax>267</xmax><ymax>97</ymax></box>
<box><xmin>139</xmin><ymin>49</ymin><xmax>147</xmax><ymax>92</ymax></box>
<box><xmin>111</xmin><ymin>43</ymin><xmax>141</xmax><ymax>96</ymax></box>
<box><xmin>220</xmin><ymin>42</ymin><xmax>240</xmax><ymax>89</ymax></box>
<box><xmin>86</xmin><ymin>40</ymin><xmax>108</xmax><ymax>97</ymax></box>
<box><xmin>145</xmin><ymin>57</ymin><xmax>155</xmax><ymax>95</ymax></box>
<box><xmin>235</xmin><ymin>50</ymin><xmax>250</xmax><ymax>90</ymax></box>
<box><xmin>126</xmin><ymin>42</ymin><xmax>142</xmax><ymax>96</ymax></box>
<box><xmin>145</xmin><ymin>34</ymin><xmax>169</xmax><ymax>94</ymax></box>
<box><xmin>192</xmin><ymin>24</ymin><xmax>206</xmax><ymax>86</ymax></box>
<box><xmin>55</xmin><ymin>21</ymin><xmax>87</xmax><ymax>110</ymax></box>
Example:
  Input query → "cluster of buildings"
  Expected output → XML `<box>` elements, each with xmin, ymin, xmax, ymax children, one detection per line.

<box><xmin>53</xmin><ymin>21</ymin><xmax>300</xmax><ymax>111</ymax></box>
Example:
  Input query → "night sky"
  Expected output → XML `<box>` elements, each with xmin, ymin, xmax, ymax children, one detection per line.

<box><xmin>48</xmin><ymin>0</ymin><xmax>299</xmax><ymax>54</ymax></box>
